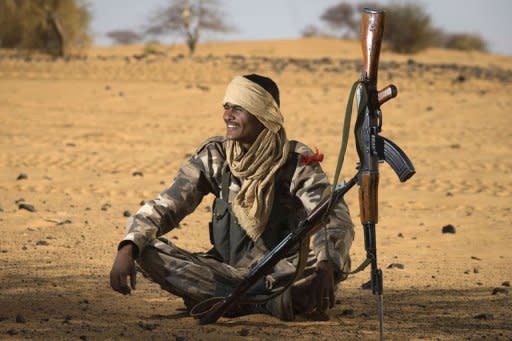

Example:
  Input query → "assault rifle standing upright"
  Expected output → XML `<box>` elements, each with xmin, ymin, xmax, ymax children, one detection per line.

<box><xmin>198</xmin><ymin>8</ymin><xmax>415</xmax><ymax>340</ymax></box>
<box><xmin>353</xmin><ymin>8</ymin><xmax>415</xmax><ymax>340</ymax></box>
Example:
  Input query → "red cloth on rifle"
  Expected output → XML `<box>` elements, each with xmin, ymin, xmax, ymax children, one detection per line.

<box><xmin>300</xmin><ymin>148</ymin><xmax>324</xmax><ymax>165</ymax></box>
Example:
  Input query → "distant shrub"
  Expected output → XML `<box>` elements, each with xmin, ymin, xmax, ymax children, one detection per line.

<box><xmin>143</xmin><ymin>43</ymin><xmax>163</xmax><ymax>55</ymax></box>
<box><xmin>106</xmin><ymin>30</ymin><xmax>142</xmax><ymax>45</ymax></box>
<box><xmin>300</xmin><ymin>25</ymin><xmax>334</xmax><ymax>38</ymax></box>
<box><xmin>383</xmin><ymin>3</ymin><xmax>437</xmax><ymax>54</ymax></box>
<box><xmin>443</xmin><ymin>33</ymin><xmax>487</xmax><ymax>52</ymax></box>
<box><xmin>0</xmin><ymin>0</ymin><xmax>91</xmax><ymax>56</ymax></box>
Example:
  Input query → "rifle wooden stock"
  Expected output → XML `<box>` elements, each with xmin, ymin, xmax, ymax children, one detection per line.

<box><xmin>361</xmin><ymin>8</ymin><xmax>385</xmax><ymax>88</ymax></box>
<box><xmin>359</xmin><ymin>172</ymin><xmax>379</xmax><ymax>224</ymax></box>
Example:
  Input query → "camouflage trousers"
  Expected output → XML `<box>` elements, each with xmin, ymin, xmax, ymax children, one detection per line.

<box><xmin>136</xmin><ymin>238</ymin><xmax>344</xmax><ymax>320</ymax></box>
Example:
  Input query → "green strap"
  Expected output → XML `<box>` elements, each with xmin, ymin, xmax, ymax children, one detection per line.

<box><xmin>331</xmin><ymin>80</ymin><xmax>367</xmax><ymax>191</ymax></box>
<box><xmin>323</xmin><ymin>80</ymin><xmax>368</xmax><ymax>273</ymax></box>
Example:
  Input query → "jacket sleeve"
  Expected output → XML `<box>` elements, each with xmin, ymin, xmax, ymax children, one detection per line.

<box><xmin>120</xmin><ymin>138</ymin><xmax>225</xmax><ymax>256</ymax></box>
<box><xmin>290</xmin><ymin>145</ymin><xmax>354</xmax><ymax>278</ymax></box>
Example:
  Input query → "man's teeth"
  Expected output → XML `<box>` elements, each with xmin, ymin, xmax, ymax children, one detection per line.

<box><xmin>227</xmin><ymin>123</ymin><xmax>239</xmax><ymax>128</ymax></box>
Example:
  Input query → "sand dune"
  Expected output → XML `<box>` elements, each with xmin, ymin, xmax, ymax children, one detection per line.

<box><xmin>0</xmin><ymin>38</ymin><xmax>511</xmax><ymax>340</ymax></box>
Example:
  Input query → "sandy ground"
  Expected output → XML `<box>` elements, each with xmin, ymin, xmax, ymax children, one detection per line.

<box><xmin>0</xmin><ymin>38</ymin><xmax>511</xmax><ymax>340</ymax></box>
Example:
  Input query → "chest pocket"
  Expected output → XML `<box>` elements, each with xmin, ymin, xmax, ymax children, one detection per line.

<box><xmin>208</xmin><ymin>141</ymin><xmax>304</xmax><ymax>266</ymax></box>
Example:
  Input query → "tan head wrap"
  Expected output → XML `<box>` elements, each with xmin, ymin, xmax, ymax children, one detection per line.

<box><xmin>223</xmin><ymin>76</ymin><xmax>290</xmax><ymax>241</ymax></box>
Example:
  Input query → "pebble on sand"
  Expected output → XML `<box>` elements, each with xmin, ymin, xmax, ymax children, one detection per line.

<box><xmin>16</xmin><ymin>173</ymin><xmax>28</xmax><ymax>180</ymax></box>
<box><xmin>474</xmin><ymin>313</ymin><xmax>494</xmax><ymax>320</ymax></box>
<box><xmin>442</xmin><ymin>224</ymin><xmax>456</xmax><ymax>234</ymax></box>
<box><xmin>387</xmin><ymin>263</ymin><xmax>405</xmax><ymax>270</ymax></box>
<box><xmin>18</xmin><ymin>203</ymin><xmax>36</xmax><ymax>212</ymax></box>
<box><xmin>238</xmin><ymin>328</ymin><xmax>250</xmax><ymax>336</ymax></box>
<box><xmin>137</xmin><ymin>321</ymin><xmax>158</xmax><ymax>331</ymax></box>
<box><xmin>492</xmin><ymin>287</ymin><xmax>508</xmax><ymax>295</ymax></box>
<box><xmin>15</xmin><ymin>314</ymin><xmax>26</xmax><ymax>323</ymax></box>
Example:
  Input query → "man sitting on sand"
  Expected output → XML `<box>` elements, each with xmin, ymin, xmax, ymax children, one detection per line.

<box><xmin>110</xmin><ymin>74</ymin><xmax>354</xmax><ymax>320</ymax></box>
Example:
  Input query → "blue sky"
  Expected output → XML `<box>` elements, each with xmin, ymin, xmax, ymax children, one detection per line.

<box><xmin>89</xmin><ymin>0</ymin><xmax>512</xmax><ymax>55</ymax></box>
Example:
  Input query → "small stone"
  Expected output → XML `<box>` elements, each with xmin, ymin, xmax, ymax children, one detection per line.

<box><xmin>15</xmin><ymin>314</ymin><xmax>26</xmax><ymax>323</ymax></box>
<box><xmin>238</xmin><ymin>328</ymin><xmax>250</xmax><ymax>336</ymax></box>
<box><xmin>340</xmin><ymin>309</ymin><xmax>354</xmax><ymax>316</ymax></box>
<box><xmin>474</xmin><ymin>313</ymin><xmax>494</xmax><ymax>320</ymax></box>
<box><xmin>36</xmin><ymin>240</ymin><xmax>49</xmax><ymax>246</ymax></box>
<box><xmin>139</xmin><ymin>200</ymin><xmax>146</xmax><ymax>206</ymax></box>
<box><xmin>18</xmin><ymin>203</ymin><xmax>36</xmax><ymax>212</ymax></box>
<box><xmin>6</xmin><ymin>329</ymin><xmax>18</xmax><ymax>335</ymax></box>
<box><xmin>455</xmin><ymin>74</ymin><xmax>466</xmax><ymax>83</ymax></box>
<box><xmin>397</xmin><ymin>233</ymin><xmax>404</xmax><ymax>238</ymax></box>
<box><xmin>15</xmin><ymin>198</ymin><xmax>25</xmax><ymax>204</ymax></box>
<box><xmin>137</xmin><ymin>321</ymin><xmax>157</xmax><ymax>331</ymax></box>
<box><xmin>492</xmin><ymin>287</ymin><xmax>508</xmax><ymax>295</ymax></box>
<box><xmin>132</xmin><ymin>171</ymin><xmax>143</xmax><ymax>177</ymax></box>
<box><xmin>449</xmin><ymin>144</ymin><xmax>461</xmax><ymax>149</ymax></box>
<box><xmin>471</xmin><ymin>256</ymin><xmax>482</xmax><ymax>261</ymax></box>
<box><xmin>196</xmin><ymin>84</ymin><xmax>210</xmax><ymax>92</ymax></box>
<box><xmin>16</xmin><ymin>173</ymin><xmax>28</xmax><ymax>180</ymax></box>
<box><xmin>101</xmin><ymin>203</ymin><xmax>111</xmax><ymax>211</ymax></box>
<box><xmin>105</xmin><ymin>85</ymin><xmax>111</xmax><ymax>90</ymax></box>
<box><xmin>473</xmin><ymin>267</ymin><xmax>480</xmax><ymax>274</ymax></box>
<box><xmin>21</xmin><ymin>245</ymin><xmax>27</xmax><ymax>251</ymax></box>
<box><xmin>426</xmin><ymin>106</ymin><xmax>433</xmax><ymax>112</ymax></box>
<box><xmin>442</xmin><ymin>224</ymin><xmax>456</xmax><ymax>234</ymax></box>
<box><xmin>79</xmin><ymin>336</ymin><xmax>88</xmax><ymax>341</ymax></box>
<box><xmin>175</xmin><ymin>336</ymin><xmax>186</xmax><ymax>341</ymax></box>
<box><xmin>387</xmin><ymin>263</ymin><xmax>405</xmax><ymax>270</ymax></box>
<box><xmin>123</xmin><ymin>210</ymin><xmax>131</xmax><ymax>217</ymax></box>
<box><xmin>502</xmin><ymin>281</ymin><xmax>510</xmax><ymax>287</ymax></box>
<box><xmin>57</xmin><ymin>219</ymin><xmax>72</xmax><ymax>225</ymax></box>
<box><xmin>63</xmin><ymin>314</ymin><xmax>72</xmax><ymax>324</ymax></box>
<box><xmin>118</xmin><ymin>91</ymin><xmax>124</xmax><ymax>97</ymax></box>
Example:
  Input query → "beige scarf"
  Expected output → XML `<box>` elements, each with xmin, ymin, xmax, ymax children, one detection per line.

<box><xmin>224</xmin><ymin>76</ymin><xmax>290</xmax><ymax>241</ymax></box>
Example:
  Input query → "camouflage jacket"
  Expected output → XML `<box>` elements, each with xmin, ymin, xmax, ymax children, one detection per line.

<box><xmin>121</xmin><ymin>136</ymin><xmax>354</xmax><ymax>273</ymax></box>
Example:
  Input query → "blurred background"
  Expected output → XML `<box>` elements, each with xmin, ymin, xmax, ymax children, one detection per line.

<box><xmin>1</xmin><ymin>0</ymin><xmax>511</xmax><ymax>56</ymax></box>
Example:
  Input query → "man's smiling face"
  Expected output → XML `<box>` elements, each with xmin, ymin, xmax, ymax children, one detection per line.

<box><xmin>223</xmin><ymin>102</ymin><xmax>265</xmax><ymax>149</ymax></box>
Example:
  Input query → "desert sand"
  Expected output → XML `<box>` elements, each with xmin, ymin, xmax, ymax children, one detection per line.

<box><xmin>0</xmin><ymin>37</ymin><xmax>511</xmax><ymax>340</ymax></box>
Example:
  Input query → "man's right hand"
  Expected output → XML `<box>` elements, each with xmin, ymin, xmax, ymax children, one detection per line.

<box><xmin>110</xmin><ymin>243</ymin><xmax>137</xmax><ymax>295</ymax></box>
